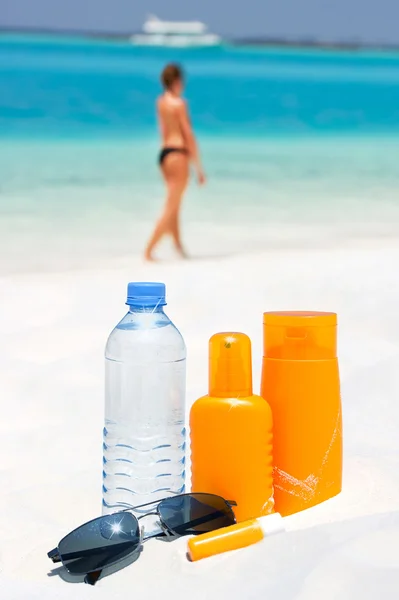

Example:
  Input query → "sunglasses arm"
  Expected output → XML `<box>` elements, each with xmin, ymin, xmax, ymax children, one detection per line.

<box><xmin>129</xmin><ymin>496</ymin><xmax>237</xmax><ymax>512</ymax></box>
<box><xmin>48</xmin><ymin>548</ymin><xmax>61</xmax><ymax>563</ymax></box>
<box><xmin>158</xmin><ymin>520</ymin><xmax>176</xmax><ymax>540</ymax></box>
<box><xmin>84</xmin><ymin>570</ymin><xmax>102</xmax><ymax>586</ymax></box>
<box><xmin>47</xmin><ymin>547</ymin><xmax>102</xmax><ymax>586</ymax></box>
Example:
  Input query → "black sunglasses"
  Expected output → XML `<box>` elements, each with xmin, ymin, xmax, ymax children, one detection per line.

<box><xmin>48</xmin><ymin>493</ymin><xmax>237</xmax><ymax>585</ymax></box>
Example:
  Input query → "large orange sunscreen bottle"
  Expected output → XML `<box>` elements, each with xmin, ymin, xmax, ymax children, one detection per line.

<box><xmin>261</xmin><ymin>312</ymin><xmax>342</xmax><ymax>517</ymax></box>
<box><xmin>190</xmin><ymin>332</ymin><xmax>274</xmax><ymax>522</ymax></box>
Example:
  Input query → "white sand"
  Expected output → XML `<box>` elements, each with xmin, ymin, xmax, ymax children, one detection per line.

<box><xmin>2</xmin><ymin>241</ymin><xmax>399</xmax><ymax>598</ymax></box>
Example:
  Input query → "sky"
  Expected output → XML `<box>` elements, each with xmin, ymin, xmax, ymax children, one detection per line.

<box><xmin>1</xmin><ymin>0</ymin><xmax>398</xmax><ymax>45</ymax></box>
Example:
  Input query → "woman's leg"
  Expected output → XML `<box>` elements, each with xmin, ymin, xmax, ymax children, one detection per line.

<box><xmin>169</xmin><ymin>193</ymin><xmax>185</xmax><ymax>254</ymax></box>
<box><xmin>144</xmin><ymin>154</ymin><xmax>189</xmax><ymax>260</ymax></box>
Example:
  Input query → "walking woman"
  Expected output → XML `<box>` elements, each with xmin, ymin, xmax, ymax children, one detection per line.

<box><xmin>144</xmin><ymin>64</ymin><xmax>206</xmax><ymax>261</ymax></box>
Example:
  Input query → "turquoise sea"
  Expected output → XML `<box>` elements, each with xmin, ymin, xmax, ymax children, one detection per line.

<box><xmin>1</xmin><ymin>34</ymin><xmax>399</xmax><ymax>273</ymax></box>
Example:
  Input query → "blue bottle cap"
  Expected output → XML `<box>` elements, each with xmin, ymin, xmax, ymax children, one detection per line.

<box><xmin>126</xmin><ymin>282</ymin><xmax>167</xmax><ymax>307</ymax></box>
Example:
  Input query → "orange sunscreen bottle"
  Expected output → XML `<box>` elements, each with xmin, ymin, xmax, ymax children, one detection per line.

<box><xmin>190</xmin><ymin>332</ymin><xmax>274</xmax><ymax>522</ymax></box>
<box><xmin>187</xmin><ymin>513</ymin><xmax>284</xmax><ymax>562</ymax></box>
<box><xmin>261</xmin><ymin>311</ymin><xmax>343</xmax><ymax>517</ymax></box>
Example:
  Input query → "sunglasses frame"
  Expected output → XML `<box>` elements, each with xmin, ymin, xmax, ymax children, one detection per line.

<box><xmin>48</xmin><ymin>493</ymin><xmax>237</xmax><ymax>585</ymax></box>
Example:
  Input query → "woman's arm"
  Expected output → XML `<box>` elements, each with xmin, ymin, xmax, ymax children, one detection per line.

<box><xmin>177</xmin><ymin>100</ymin><xmax>206</xmax><ymax>185</ymax></box>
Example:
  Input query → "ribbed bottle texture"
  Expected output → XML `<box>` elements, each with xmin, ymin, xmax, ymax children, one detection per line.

<box><xmin>103</xmin><ymin>283</ymin><xmax>186</xmax><ymax>514</ymax></box>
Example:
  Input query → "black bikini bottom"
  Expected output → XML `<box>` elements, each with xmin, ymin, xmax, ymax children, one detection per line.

<box><xmin>158</xmin><ymin>147</ymin><xmax>188</xmax><ymax>166</ymax></box>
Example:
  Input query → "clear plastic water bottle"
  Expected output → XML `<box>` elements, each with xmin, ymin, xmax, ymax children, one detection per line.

<box><xmin>103</xmin><ymin>282</ymin><xmax>186</xmax><ymax>514</ymax></box>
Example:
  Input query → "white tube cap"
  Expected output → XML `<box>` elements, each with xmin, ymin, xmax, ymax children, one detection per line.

<box><xmin>258</xmin><ymin>513</ymin><xmax>285</xmax><ymax>537</ymax></box>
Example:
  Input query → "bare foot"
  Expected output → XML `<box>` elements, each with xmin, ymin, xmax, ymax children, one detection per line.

<box><xmin>176</xmin><ymin>246</ymin><xmax>189</xmax><ymax>259</ymax></box>
<box><xmin>144</xmin><ymin>250</ymin><xmax>157</xmax><ymax>262</ymax></box>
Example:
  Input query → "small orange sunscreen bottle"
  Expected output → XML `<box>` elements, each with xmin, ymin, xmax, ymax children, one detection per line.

<box><xmin>190</xmin><ymin>332</ymin><xmax>274</xmax><ymax>522</ymax></box>
<box><xmin>187</xmin><ymin>513</ymin><xmax>284</xmax><ymax>562</ymax></box>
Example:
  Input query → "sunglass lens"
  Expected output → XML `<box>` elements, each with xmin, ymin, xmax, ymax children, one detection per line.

<box><xmin>57</xmin><ymin>512</ymin><xmax>140</xmax><ymax>575</ymax></box>
<box><xmin>159</xmin><ymin>493</ymin><xmax>236</xmax><ymax>536</ymax></box>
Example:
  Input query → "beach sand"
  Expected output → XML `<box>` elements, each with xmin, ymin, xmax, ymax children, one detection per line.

<box><xmin>2</xmin><ymin>240</ymin><xmax>399</xmax><ymax>598</ymax></box>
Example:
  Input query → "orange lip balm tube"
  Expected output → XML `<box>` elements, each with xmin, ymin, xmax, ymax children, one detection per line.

<box><xmin>187</xmin><ymin>513</ymin><xmax>284</xmax><ymax>562</ymax></box>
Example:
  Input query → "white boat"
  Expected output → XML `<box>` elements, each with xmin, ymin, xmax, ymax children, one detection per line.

<box><xmin>131</xmin><ymin>15</ymin><xmax>222</xmax><ymax>47</ymax></box>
